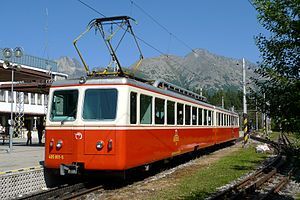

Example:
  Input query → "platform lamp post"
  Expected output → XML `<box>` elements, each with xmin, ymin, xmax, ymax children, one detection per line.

<box><xmin>2</xmin><ymin>47</ymin><xmax>23</xmax><ymax>153</ymax></box>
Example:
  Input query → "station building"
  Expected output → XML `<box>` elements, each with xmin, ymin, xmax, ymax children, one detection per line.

<box><xmin>0</xmin><ymin>49</ymin><xmax>67</xmax><ymax>138</ymax></box>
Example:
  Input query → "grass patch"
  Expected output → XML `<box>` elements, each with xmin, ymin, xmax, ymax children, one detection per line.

<box><xmin>152</xmin><ymin>146</ymin><xmax>268</xmax><ymax>200</ymax></box>
<box><xmin>269</xmin><ymin>131</ymin><xmax>279</xmax><ymax>141</ymax></box>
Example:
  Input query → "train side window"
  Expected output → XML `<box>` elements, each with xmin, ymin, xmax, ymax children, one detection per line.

<box><xmin>167</xmin><ymin>101</ymin><xmax>175</xmax><ymax>125</ymax></box>
<box><xmin>198</xmin><ymin>108</ymin><xmax>203</xmax><ymax>125</ymax></box>
<box><xmin>208</xmin><ymin>110</ymin><xmax>211</xmax><ymax>126</ymax></box>
<box><xmin>140</xmin><ymin>94</ymin><xmax>152</xmax><ymax>124</ymax></box>
<box><xmin>227</xmin><ymin>115</ymin><xmax>229</xmax><ymax>126</ymax></box>
<box><xmin>220</xmin><ymin>113</ymin><xmax>223</xmax><ymax>126</ymax></box>
<box><xmin>192</xmin><ymin>107</ymin><xmax>197</xmax><ymax>125</ymax></box>
<box><xmin>226</xmin><ymin>115</ymin><xmax>229</xmax><ymax>126</ymax></box>
<box><xmin>216</xmin><ymin>112</ymin><xmax>219</xmax><ymax>126</ymax></box>
<box><xmin>185</xmin><ymin>105</ymin><xmax>191</xmax><ymax>125</ymax></box>
<box><xmin>130</xmin><ymin>92</ymin><xmax>137</xmax><ymax>124</ymax></box>
<box><xmin>155</xmin><ymin>98</ymin><xmax>165</xmax><ymax>124</ymax></box>
<box><xmin>177</xmin><ymin>103</ymin><xmax>183</xmax><ymax>125</ymax></box>
<box><xmin>204</xmin><ymin>109</ymin><xmax>207</xmax><ymax>125</ymax></box>
<box><xmin>221</xmin><ymin>113</ymin><xmax>223</xmax><ymax>126</ymax></box>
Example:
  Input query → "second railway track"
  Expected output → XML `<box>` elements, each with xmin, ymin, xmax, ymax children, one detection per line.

<box><xmin>209</xmin><ymin>133</ymin><xmax>296</xmax><ymax>200</ymax></box>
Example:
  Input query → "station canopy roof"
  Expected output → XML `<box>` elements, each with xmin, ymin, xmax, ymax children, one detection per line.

<box><xmin>0</xmin><ymin>62</ymin><xmax>52</xmax><ymax>94</ymax></box>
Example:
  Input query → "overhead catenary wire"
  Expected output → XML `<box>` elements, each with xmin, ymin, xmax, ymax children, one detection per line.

<box><xmin>130</xmin><ymin>0</ymin><xmax>197</xmax><ymax>54</ymax></box>
<box><xmin>76</xmin><ymin>0</ymin><xmax>202</xmax><ymax>88</ymax></box>
<box><xmin>77</xmin><ymin>0</ymin><xmax>105</xmax><ymax>17</ymax></box>
<box><xmin>247</xmin><ymin>0</ymin><xmax>256</xmax><ymax>10</ymax></box>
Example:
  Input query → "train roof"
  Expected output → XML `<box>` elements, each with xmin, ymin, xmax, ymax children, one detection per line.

<box><xmin>51</xmin><ymin>76</ymin><xmax>238</xmax><ymax>116</ymax></box>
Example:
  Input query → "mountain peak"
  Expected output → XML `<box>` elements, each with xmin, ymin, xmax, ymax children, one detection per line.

<box><xmin>136</xmin><ymin>49</ymin><xmax>256</xmax><ymax>91</ymax></box>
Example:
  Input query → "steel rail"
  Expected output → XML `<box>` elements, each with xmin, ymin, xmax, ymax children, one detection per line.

<box><xmin>19</xmin><ymin>182</ymin><xmax>90</xmax><ymax>200</ymax></box>
<box><xmin>61</xmin><ymin>185</ymin><xmax>104</xmax><ymax>200</ymax></box>
<box><xmin>208</xmin><ymin>154</ymin><xmax>283</xmax><ymax>199</ymax></box>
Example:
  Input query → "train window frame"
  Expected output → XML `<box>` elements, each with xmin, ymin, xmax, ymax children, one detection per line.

<box><xmin>155</xmin><ymin>97</ymin><xmax>165</xmax><ymax>125</ymax></box>
<box><xmin>177</xmin><ymin>103</ymin><xmax>184</xmax><ymax>125</ymax></box>
<box><xmin>82</xmin><ymin>88</ymin><xmax>118</xmax><ymax>121</ymax></box>
<box><xmin>220</xmin><ymin>113</ymin><xmax>222</xmax><ymax>126</ymax></box>
<box><xmin>50</xmin><ymin>89</ymin><xmax>79</xmax><ymax>122</ymax></box>
<box><xmin>198</xmin><ymin>108</ymin><xmax>203</xmax><ymax>126</ymax></box>
<box><xmin>227</xmin><ymin>115</ymin><xmax>229</xmax><ymax>126</ymax></box>
<box><xmin>140</xmin><ymin>94</ymin><xmax>153</xmax><ymax>124</ymax></box>
<box><xmin>209</xmin><ymin>110</ymin><xmax>213</xmax><ymax>126</ymax></box>
<box><xmin>130</xmin><ymin>92</ymin><xmax>137</xmax><ymax>124</ymax></box>
<box><xmin>203</xmin><ymin>109</ymin><xmax>207</xmax><ymax>126</ymax></box>
<box><xmin>185</xmin><ymin>105</ymin><xmax>191</xmax><ymax>125</ymax></box>
<box><xmin>167</xmin><ymin>100</ymin><xmax>175</xmax><ymax>125</ymax></box>
<box><xmin>192</xmin><ymin>106</ymin><xmax>197</xmax><ymax>125</ymax></box>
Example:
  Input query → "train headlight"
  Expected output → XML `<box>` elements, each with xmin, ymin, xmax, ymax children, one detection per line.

<box><xmin>56</xmin><ymin>140</ymin><xmax>63</xmax><ymax>149</ymax></box>
<box><xmin>96</xmin><ymin>141</ymin><xmax>104</xmax><ymax>150</ymax></box>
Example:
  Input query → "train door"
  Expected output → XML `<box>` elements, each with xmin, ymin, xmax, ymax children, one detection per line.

<box><xmin>82</xmin><ymin>88</ymin><xmax>118</xmax><ymax>155</ymax></box>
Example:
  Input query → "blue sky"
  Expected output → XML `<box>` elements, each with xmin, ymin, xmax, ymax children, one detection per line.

<box><xmin>0</xmin><ymin>0</ymin><xmax>267</xmax><ymax>69</ymax></box>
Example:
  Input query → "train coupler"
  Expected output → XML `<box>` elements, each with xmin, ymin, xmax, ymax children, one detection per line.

<box><xmin>60</xmin><ymin>163</ymin><xmax>83</xmax><ymax>175</ymax></box>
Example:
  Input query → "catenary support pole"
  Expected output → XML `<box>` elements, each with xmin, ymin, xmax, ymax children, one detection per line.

<box><xmin>242</xmin><ymin>58</ymin><xmax>249</xmax><ymax>145</ymax></box>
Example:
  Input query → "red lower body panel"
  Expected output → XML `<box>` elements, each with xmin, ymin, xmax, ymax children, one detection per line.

<box><xmin>44</xmin><ymin>127</ymin><xmax>239</xmax><ymax>171</ymax></box>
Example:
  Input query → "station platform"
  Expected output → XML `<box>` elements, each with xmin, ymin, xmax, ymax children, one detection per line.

<box><xmin>0</xmin><ymin>137</ymin><xmax>44</xmax><ymax>174</ymax></box>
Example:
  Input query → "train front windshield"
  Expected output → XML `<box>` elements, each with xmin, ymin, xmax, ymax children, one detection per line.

<box><xmin>82</xmin><ymin>89</ymin><xmax>118</xmax><ymax>120</ymax></box>
<box><xmin>50</xmin><ymin>90</ymin><xmax>78</xmax><ymax>122</ymax></box>
<box><xmin>49</xmin><ymin>88</ymin><xmax>118</xmax><ymax>123</ymax></box>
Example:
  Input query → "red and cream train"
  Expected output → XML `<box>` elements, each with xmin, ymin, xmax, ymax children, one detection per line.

<box><xmin>44</xmin><ymin>77</ymin><xmax>239</xmax><ymax>175</ymax></box>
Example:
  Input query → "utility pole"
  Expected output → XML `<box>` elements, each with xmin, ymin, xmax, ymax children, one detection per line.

<box><xmin>263</xmin><ymin>93</ymin><xmax>268</xmax><ymax>137</ymax></box>
<box><xmin>243</xmin><ymin>58</ymin><xmax>247</xmax><ymax>115</ymax></box>
<box><xmin>255</xmin><ymin>99</ymin><xmax>258</xmax><ymax>131</ymax></box>
<box><xmin>242</xmin><ymin>58</ymin><xmax>248</xmax><ymax>145</ymax></box>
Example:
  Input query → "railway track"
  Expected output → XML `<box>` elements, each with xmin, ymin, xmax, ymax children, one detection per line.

<box><xmin>209</xmin><ymin>154</ymin><xmax>293</xmax><ymax>199</ymax></box>
<box><xmin>209</xmin><ymin>133</ymin><xmax>295</xmax><ymax>200</ymax></box>
<box><xmin>19</xmin><ymin>182</ymin><xmax>104</xmax><ymax>200</ymax></box>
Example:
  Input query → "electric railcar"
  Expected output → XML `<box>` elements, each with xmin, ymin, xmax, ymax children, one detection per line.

<box><xmin>44</xmin><ymin>77</ymin><xmax>239</xmax><ymax>175</ymax></box>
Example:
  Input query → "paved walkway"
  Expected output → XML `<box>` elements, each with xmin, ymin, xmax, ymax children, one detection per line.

<box><xmin>0</xmin><ymin>137</ymin><xmax>44</xmax><ymax>173</ymax></box>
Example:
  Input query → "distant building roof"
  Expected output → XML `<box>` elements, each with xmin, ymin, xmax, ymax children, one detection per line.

<box><xmin>0</xmin><ymin>48</ymin><xmax>57</xmax><ymax>72</ymax></box>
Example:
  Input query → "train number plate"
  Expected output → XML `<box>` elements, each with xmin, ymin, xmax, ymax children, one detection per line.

<box><xmin>48</xmin><ymin>154</ymin><xmax>64</xmax><ymax>160</ymax></box>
